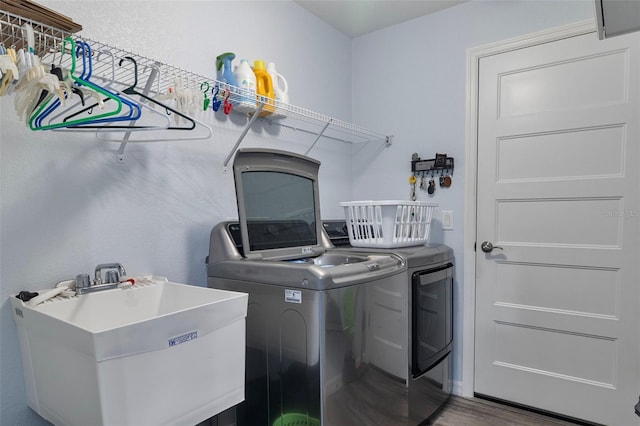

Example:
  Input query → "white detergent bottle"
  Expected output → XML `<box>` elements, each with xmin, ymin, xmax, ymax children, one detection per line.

<box><xmin>233</xmin><ymin>59</ymin><xmax>257</xmax><ymax>113</ymax></box>
<box><xmin>267</xmin><ymin>62</ymin><xmax>289</xmax><ymax>119</ymax></box>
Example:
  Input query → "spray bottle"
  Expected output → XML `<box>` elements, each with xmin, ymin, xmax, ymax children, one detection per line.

<box><xmin>216</xmin><ymin>52</ymin><xmax>238</xmax><ymax>87</ymax></box>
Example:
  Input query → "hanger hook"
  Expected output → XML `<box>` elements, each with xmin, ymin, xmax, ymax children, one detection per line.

<box><xmin>98</xmin><ymin>48</ymin><xmax>116</xmax><ymax>83</ymax></box>
<box><xmin>62</xmin><ymin>37</ymin><xmax>77</xmax><ymax>74</ymax></box>
<box><xmin>75</xmin><ymin>40</ymin><xmax>89</xmax><ymax>80</ymax></box>
<box><xmin>49</xmin><ymin>35</ymin><xmax>58</xmax><ymax>64</ymax></box>
<box><xmin>118</xmin><ymin>56</ymin><xmax>138</xmax><ymax>89</ymax></box>
<box><xmin>21</xmin><ymin>23</ymin><xmax>34</xmax><ymax>53</ymax></box>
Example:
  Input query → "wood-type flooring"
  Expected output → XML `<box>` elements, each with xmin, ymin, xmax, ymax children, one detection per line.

<box><xmin>429</xmin><ymin>395</ymin><xmax>586</xmax><ymax>426</ymax></box>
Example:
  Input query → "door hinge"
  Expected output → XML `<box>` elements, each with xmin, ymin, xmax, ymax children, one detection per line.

<box><xmin>474</xmin><ymin>242</ymin><xmax>476</xmax><ymax>252</ymax></box>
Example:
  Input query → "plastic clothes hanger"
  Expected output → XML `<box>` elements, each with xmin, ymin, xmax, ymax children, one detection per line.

<box><xmin>96</xmin><ymin>57</ymin><xmax>212</xmax><ymax>142</ymax></box>
<box><xmin>53</xmin><ymin>41</ymin><xmax>144</xmax><ymax>127</ymax></box>
<box><xmin>118</xmin><ymin>56</ymin><xmax>194</xmax><ymax>130</ymax></box>
<box><xmin>27</xmin><ymin>42</ymin><xmax>82</xmax><ymax>116</ymax></box>
<box><xmin>0</xmin><ymin>48</ymin><xmax>19</xmax><ymax>95</ymax></box>
<box><xmin>13</xmin><ymin>23</ymin><xmax>63</xmax><ymax>110</ymax></box>
<box><xmin>13</xmin><ymin>50</ymin><xmax>66</xmax><ymax>123</ymax></box>
<box><xmin>35</xmin><ymin>40</ymin><xmax>140</xmax><ymax>129</ymax></box>
<box><xmin>49</xmin><ymin>62</ymin><xmax>86</xmax><ymax>107</ymax></box>
<box><xmin>44</xmin><ymin>46</ymin><xmax>111</xmax><ymax>124</ymax></box>
<box><xmin>29</xmin><ymin>38</ymin><xmax>116</xmax><ymax>129</ymax></box>
<box><xmin>28</xmin><ymin>37</ymin><xmax>124</xmax><ymax>131</ymax></box>
<box><xmin>30</xmin><ymin>41</ymin><xmax>92</xmax><ymax>128</ymax></box>
<box><xmin>0</xmin><ymin>21</ymin><xmax>19</xmax><ymax>96</ymax></box>
<box><xmin>54</xmin><ymin>49</ymin><xmax>170</xmax><ymax>131</ymax></box>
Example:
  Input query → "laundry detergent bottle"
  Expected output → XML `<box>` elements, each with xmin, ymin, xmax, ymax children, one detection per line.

<box><xmin>216</xmin><ymin>52</ymin><xmax>238</xmax><ymax>87</ymax></box>
<box><xmin>267</xmin><ymin>62</ymin><xmax>289</xmax><ymax>119</ymax></box>
<box><xmin>266</xmin><ymin>62</ymin><xmax>289</xmax><ymax>105</ymax></box>
<box><xmin>233</xmin><ymin>59</ymin><xmax>257</xmax><ymax>113</ymax></box>
<box><xmin>253</xmin><ymin>60</ymin><xmax>274</xmax><ymax>117</ymax></box>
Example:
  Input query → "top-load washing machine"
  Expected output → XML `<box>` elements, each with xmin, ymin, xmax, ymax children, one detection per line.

<box><xmin>207</xmin><ymin>149</ymin><xmax>453</xmax><ymax>425</ymax></box>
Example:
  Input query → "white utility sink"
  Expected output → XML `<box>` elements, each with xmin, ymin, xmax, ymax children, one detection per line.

<box><xmin>10</xmin><ymin>279</ymin><xmax>248</xmax><ymax>426</ymax></box>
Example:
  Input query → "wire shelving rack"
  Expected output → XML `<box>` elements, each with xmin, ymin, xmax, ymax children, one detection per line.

<box><xmin>0</xmin><ymin>9</ymin><xmax>392</xmax><ymax>163</ymax></box>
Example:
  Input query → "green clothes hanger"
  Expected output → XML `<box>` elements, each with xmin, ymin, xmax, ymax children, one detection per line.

<box><xmin>48</xmin><ymin>49</ymin><xmax>171</xmax><ymax>132</ymax></box>
<box><xmin>28</xmin><ymin>37</ymin><xmax>124</xmax><ymax>131</ymax></box>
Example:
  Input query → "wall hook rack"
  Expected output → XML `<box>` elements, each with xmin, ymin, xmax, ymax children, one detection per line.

<box><xmin>411</xmin><ymin>153</ymin><xmax>454</xmax><ymax>175</ymax></box>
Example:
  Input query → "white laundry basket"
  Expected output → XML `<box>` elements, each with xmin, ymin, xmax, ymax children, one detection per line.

<box><xmin>339</xmin><ymin>200</ymin><xmax>437</xmax><ymax>248</ymax></box>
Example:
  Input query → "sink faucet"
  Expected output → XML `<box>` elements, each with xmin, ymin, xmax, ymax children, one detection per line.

<box><xmin>94</xmin><ymin>263</ymin><xmax>127</xmax><ymax>285</ymax></box>
<box><xmin>76</xmin><ymin>263</ymin><xmax>127</xmax><ymax>295</ymax></box>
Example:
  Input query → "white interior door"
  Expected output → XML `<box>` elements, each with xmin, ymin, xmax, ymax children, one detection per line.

<box><xmin>474</xmin><ymin>29</ymin><xmax>640</xmax><ymax>426</ymax></box>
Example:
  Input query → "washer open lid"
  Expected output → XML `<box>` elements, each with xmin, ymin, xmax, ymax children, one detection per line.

<box><xmin>233</xmin><ymin>148</ymin><xmax>326</xmax><ymax>260</ymax></box>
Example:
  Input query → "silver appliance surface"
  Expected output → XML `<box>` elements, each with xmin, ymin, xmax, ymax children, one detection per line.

<box><xmin>208</xmin><ymin>222</ymin><xmax>405</xmax><ymax>291</ymax></box>
<box><xmin>207</xmin><ymin>149</ymin><xmax>452</xmax><ymax>425</ymax></box>
<box><xmin>208</xmin><ymin>222</ymin><xmax>454</xmax><ymax>425</ymax></box>
<box><xmin>323</xmin><ymin>219</ymin><xmax>455</xmax><ymax>423</ymax></box>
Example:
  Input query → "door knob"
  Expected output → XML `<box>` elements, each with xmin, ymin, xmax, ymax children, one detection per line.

<box><xmin>481</xmin><ymin>241</ymin><xmax>503</xmax><ymax>253</ymax></box>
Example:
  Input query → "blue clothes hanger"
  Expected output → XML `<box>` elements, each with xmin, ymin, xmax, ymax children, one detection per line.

<box><xmin>57</xmin><ymin>41</ymin><xmax>144</xmax><ymax>127</ymax></box>
<box><xmin>35</xmin><ymin>40</ymin><xmax>142</xmax><ymax>129</ymax></box>
<box><xmin>52</xmin><ymin>49</ymin><xmax>170</xmax><ymax>131</ymax></box>
<box><xmin>29</xmin><ymin>38</ymin><xmax>124</xmax><ymax>130</ymax></box>
<box><xmin>29</xmin><ymin>38</ymin><xmax>132</xmax><ymax>130</ymax></box>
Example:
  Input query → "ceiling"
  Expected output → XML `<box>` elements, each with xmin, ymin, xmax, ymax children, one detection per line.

<box><xmin>294</xmin><ymin>0</ymin><xmax>467</xmax><ymax>38</ymax></box>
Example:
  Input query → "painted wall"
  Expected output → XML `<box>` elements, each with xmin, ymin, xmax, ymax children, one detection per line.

<box><xmin>0</xmin><ymin>1</ymin><xmax>597</xmax><ymax>425</ymax></box>
<box><xmin>0</xmin><ymin>2</ymin><xmax>352</xmax><ymax>424</ymax></box>
<box><xmin>350</xmin><ymin>0</ymin><xmax>595</xmax><ymax>391</ymax></box>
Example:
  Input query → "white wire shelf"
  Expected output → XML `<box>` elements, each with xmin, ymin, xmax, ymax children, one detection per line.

<box><xmin>1</xmin><ymin>10</ymin><xmax>391</xmax><ymax>159</ymax></box>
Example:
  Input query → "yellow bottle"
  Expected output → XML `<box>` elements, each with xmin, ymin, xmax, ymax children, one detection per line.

<box><xmin>253</xmin><ymin>60</ymin><xmax>275</xmax><ymax>117</ymax></box>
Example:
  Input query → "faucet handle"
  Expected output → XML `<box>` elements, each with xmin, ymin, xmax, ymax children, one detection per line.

<box><xmin>76</xmin><ymin>274</ymin><xmax>91</xmax><ymax>289</ymax></box>
<box><xmin>94</xmin><ymin>263</ymin><xmax>127</xmax><ymax>285</ymax></box>
<box><xmin>104</xmin><ymin>270</ymin><xmax>120</xmax><ymax>284</ymax></box>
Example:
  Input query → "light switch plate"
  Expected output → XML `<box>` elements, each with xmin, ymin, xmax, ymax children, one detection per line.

<box><xmin>442</xmin><ymin>210</ymin><xmax>453</xmax><ymax>230</ymax></box>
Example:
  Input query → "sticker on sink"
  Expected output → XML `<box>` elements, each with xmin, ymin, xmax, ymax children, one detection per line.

<box><xmin>285</xmin><ymin>289</ymin><xmax>302</xmax><ymax>304</ymax></box>
<box><xmin>168</xmin><ymin>331</ymin><xmax>198</xmax><ymax>347</ymax></box>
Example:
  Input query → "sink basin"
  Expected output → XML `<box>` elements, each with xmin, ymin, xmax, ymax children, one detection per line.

<box><xmin>10</xmin><ymin>279</ymin><xmax>248</xmax><ymax>426</ymax></box>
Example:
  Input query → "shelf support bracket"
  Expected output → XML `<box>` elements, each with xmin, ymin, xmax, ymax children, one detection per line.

<box><xmin>223</xmin><ymin>102</ymin><xmax>265</xmax><ymax>169</ymax></box>
<box><xmin>304</xmin><ymin>119</ymin><xmax>332</xmax><ymax>156</ymax></box>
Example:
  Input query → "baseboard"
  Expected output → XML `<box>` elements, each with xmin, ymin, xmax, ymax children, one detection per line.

<box><xmin>451</xmin><ymin>379</ymin><xmax>464</xmax><ymax>396</ymax></box>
